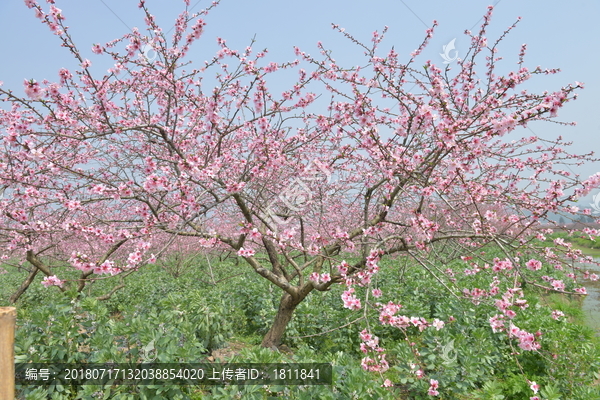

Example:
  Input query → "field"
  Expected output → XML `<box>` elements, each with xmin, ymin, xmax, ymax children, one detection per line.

<box><xmin>2</xmin><ymin>248</ymin><xmax>600</xmax><ymax>399</ymax></box>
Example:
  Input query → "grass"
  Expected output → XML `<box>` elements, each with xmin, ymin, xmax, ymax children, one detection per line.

<box><xmin>541</xmin><ymin>292</ymin><xmax>587</xmax><ymax>324</ymax></box>
<box><xmin>4</xmin><ymin>249</ymin><xmax>600</xmax><ymax>399</ymax></box>
<box><xmin>571</xmin><ymin>243</ymin><xmax>600</xmax><ymax>257</ymax></box>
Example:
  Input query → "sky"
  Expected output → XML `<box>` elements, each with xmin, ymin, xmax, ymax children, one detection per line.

<box><xmin>0</xmin><ymin>0</ymin><xmax>599</xmax><ymax>206</ymax></box>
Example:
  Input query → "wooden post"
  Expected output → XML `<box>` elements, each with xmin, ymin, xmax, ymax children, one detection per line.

<box><xmin>0</xmin><ymin>307</ymin><xmax>16</xmax><ymax>400</ymax></box>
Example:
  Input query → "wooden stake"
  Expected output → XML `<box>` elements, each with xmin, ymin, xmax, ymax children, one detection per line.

<box><xmin>0</xmin><ymin>307</ymin><xmax>16</xmax><ymax>400</ymax></box>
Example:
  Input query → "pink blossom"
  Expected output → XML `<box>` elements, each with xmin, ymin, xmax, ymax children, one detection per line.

<box><xmin>64</xmin><ymin>200</ymin><xmax>81</xmax><ymax>210</ymax></box>
<box><xmin>249</xmin><ymin>228</ymin><xmax>262</xmax><ymax>239</ymax></box>
<box><xmin>495</xmin><ymin>298</ymin><xmax>511</xmax><ymax>311</ymax></box>
<box><xmin>24</xmin><ymin>79</ymin><xmax>43</xmax><ymax>100</ymax></box>
<box><xmin>226</xmin><ymin>181</ymin><xmax>246</xmax><ymax>193</ymax></box>
<box><xmin>508</xmin><ymin>323</ymin><xmax>521</xmax><ymax>337</ymax></box>
<box><xmin>379</xmin><ymin>302</ymin><xmax>401</xmax><ymax>322</ymax></box>
<box><xmin>529</xmin><ymin>381</ymin><xmax>540</xmax><ymax>394</ymax></box>
<box><xmin>359</xmin><ymin>329</ymin><xmax>372</xmax><ymax>342</ymax></box>
<box><xmin>127</xmin><ymin>251</ymin><xmax>142</xmax><ymax>266</ymax></box>
<box><xmin>237</xmin><ymin>247</ymin><xmax>255</xmax><ymax>257</ymax></box>
<box><xmin>489</xmin><ymin>314</ymin><xmax>505</xmax><ymax>333</ymax></box>
<box><xmin>360</xmin><ymin>355</ymin><xmax>389</xmax><ymax>372</ymax></box>
<box><xmin>42</xmin><ymin>275</ymin><xmax>64</xmax><ymax>288</ymax></box>
<box><xmin>70</xmin><ymin>252</ymin><xmax>94</xmax><ymax>272</ymax></box>
<box><xmin>551</xmin><ymin>310</ymin><xmax>565</xmax><ymax>320</ymax></box>
<box><xmin>342</xmin><ymin>289</ymin><xmax>361</xmax><ymax>310</ymax></box>
<box><xmin>525</xmin><ymin>259</ymin><xmax>542</xmax><ymax>271</ymax></box>
<box><xmin>308</xmin><ymin>272</ymin><xmax>331</xmax><ymax>285</ymax></box>
<box><xmin>574</xmin><ymin>287</ymin><xmax>587</xmax><ymax>294</ymax></box>
<box><xmin>92</xmin><ymin>44</ymin><xmax>103</xmax><ymax>54</ymax></box>
<box><xmin>551</xmin><ymin>280</ymin><xmax>565</xmax><ymax>291</ymax></box>
<box><xmin>428</xmin><ymin>379</ymin><xmax>439</xmax><ymax>396</ymax></box>
<box><xmin>508</xmin><ymin>325</ymin><xmax>541</xmax><ymax>351</ymax></box>
<box><xmin>187</xmin><ymin>19</ymin><xmax>205</xmax><ymax>41</ymax></box>
<box><xmin>492</xmin><ymin>258</ymin><xmax>513</xmax><ymax>271</ymax></box>
<box><xmin>57</xmin><ymin>68</ymin><xmax>72</xmax><ymax>85</ymax></box>
<box><xmin>94</xmin><ymin>260</ymin><xmax>119</xmax><ymax>275</ymax></box>
<box><xmin>264</xmin><ymin>62</ymin><xmax>279</xmax><ymax>73</ymax></box>
<box><xmin>309</xmin><ymin>272</ymin><xmax>320</xmax><ymax>283</ymax></box>
<box><xmin>49</xmin><ymin>5</ymin><xmax>64</xmax><ymax>21</ymax></box>
<box><xmin>431</xmin><ymin>318</ymin><xmax>445</xmax><ymax>330</ymax></box>
<box><xmin>335</xmin><ymin>261</ymin><xmax>349</xmax><ymax>275</ymax></box>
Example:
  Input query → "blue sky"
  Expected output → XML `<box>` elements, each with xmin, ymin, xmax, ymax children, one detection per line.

<box><xmin>1</xmin><ymin>0</ymin><xmax>599</xmax><ymax>204</ymax></box>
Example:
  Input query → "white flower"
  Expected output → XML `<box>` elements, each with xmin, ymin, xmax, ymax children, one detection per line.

<box><xmin>432</xmin><ymin>318</ymin><xmax>445</xmax><ymax>330</ymax></box>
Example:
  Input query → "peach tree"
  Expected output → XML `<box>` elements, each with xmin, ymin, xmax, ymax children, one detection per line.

<box><xmin>1</xmin><ymin>1</ymin><xmax>599</xmax><ymax>395</ymax></box>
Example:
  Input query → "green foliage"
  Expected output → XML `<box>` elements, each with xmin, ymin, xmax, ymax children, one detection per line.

<box><xmin>5</xmin><ymin>253</ymin><xmax>600</xmax><ymax>399</ymax></box>
<box><xmin>544</xmin><ymin>230</ymin><xmax>600</xmax><ymax>249</ymax></box>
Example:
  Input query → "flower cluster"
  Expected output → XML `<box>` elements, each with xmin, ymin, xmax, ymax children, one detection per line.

<box><xmin>529</xmin><ymin>380</ymin><xmax>540</xmax><ymax>397</ymax></box>
<box><xmin>237</xmin><ymin>247</ymin><xmax>255</xmax><ymax>257</ymax></box>
<box><xmin>489</xmin><ymin>314</ymin><xmax>505</xmax><ymax>333</ymax></box>
<box><xmin>428</xmin><ymin>379</ymin><xmax>439</xmax><ymax>396</ymax></box>
<box><xmin>551</xmin><ymin>310</ymin><xmax>565</xmax><ymax>320</ymax></box>
<box><xmin>525</xmin><ymin>259</ymin><xmax>542</xmax><ymax>271</ymax></box>
<box><xmin>94</xmin><ymin>260</ymin><xmax>120</xmax><ymax>276</ymax></box>
<box><xmin>41</xmin><ymin>275</ymin><xmax>64</xmax><ymax>288</ymax></box>
<box><xmin>23</xmin><ymin>79</ymin><xmax>44</xmax><ymax>100</ymax></box>
<box><xmin>508</xmin><ymin>323</ymin><xmax>541</xmax><ymax>351</ymax></box>
<box><xmin>359</xmin><ymin>329</ymin><xmax>389</xmax><ymax>373</ymax></box>
<box><xmin>70</xmin><ymin>251</ymin><xmax>94</xmax><ymax>272</ymax></box>
<box><xmin>341</xmin><ymin>288</ymin><xmax>361</xmax><ymax>310</ymax></box>
<box><xmin>493</xmin><ymin>288</ymin><xmax>528</xmax><ymax>320</ymax></box>
<box><xmin>309</xmin><ymin>272</ymin><xmax>331</xmax><ymax>284</ymax></box>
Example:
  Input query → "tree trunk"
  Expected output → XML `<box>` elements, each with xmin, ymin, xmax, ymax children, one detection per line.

<box><xmin>261</xmin><ymin>292</ymin><xmax>302</xmax><ymax>349</ymax></box>
<box><xmin>9</xmin><ymin>267</ymin><xmax>39</xmax><ymax>304</ymax></box>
